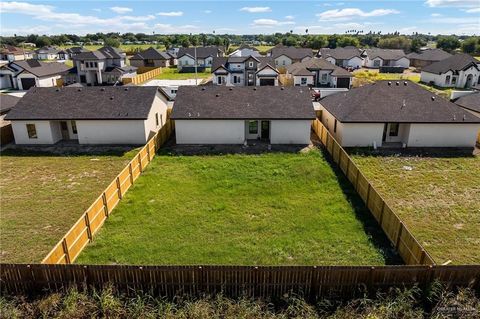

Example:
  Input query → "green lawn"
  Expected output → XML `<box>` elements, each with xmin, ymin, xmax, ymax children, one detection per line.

<box><xmin>350</xmin><ymin>152</ymin><xmax>480</xmax><ymax>265</ymax></box>
<box><xmin>0</xmin><ymin>148</ymin><xmax>138</xmax><ymax>263</ymax></box>
<box><xmin>153</xmin><ymin>67</ymin><xmax>212</xmax><ymax>80</ymax></box>
<box><xmin>77</xmin><ymin>149</ymin><xmax>396</xmax><ymax>266</ymax></box>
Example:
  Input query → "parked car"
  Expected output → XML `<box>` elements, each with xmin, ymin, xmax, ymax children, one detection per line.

<box><xmin>311</xmin><ymin>88</ymin><xmax>321</xmax><ymax>101</ymax></box>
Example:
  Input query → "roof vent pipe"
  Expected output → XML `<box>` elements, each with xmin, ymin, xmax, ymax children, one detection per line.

<box><xmin>387</xmin><ymin>81</ymin><xmax>391</xmax><ymax>86</ymax></box>
<box><xmin>216</xmin><ymin>94</ymin><xmax>219</xmax><ymax>97</ymax></box>
<box><xmin>404</xmin><ymin>82</ymin><xmax>407</xmax><ymax>86</ymax></box>
<box><xmin>431</xmin><ymin>96</ymin><xmax>435</xmax><ymax>101</ymax></box>
<box><xmin>396</xmin><ymin>81</ymin><xmax>399</xmax><ymax>86</ymax></box>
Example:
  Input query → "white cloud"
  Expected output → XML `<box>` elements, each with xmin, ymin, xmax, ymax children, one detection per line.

<box><xmin>285</xmin><ymin>15</ymin><xmax>294</xmax><ymax>20</ymax></box>
<box><xmin>92</xmin><ymin>8</ymin><xmax>101</xmax><ymax>12</ymax></box>
<box><xmin>157</xmin><ymin>11</ymin><xmax>183</xmax><ymax>17</ymax></box>
<box><xmin>317</xmin><ymin>8</ymin><xmax>400</xmax><ymax>21</ymax></box>
<box><xmin>154</xmin><ymin>23</ymin><xmax>198</xmax><ymax>33</ymax></box>
<box><xmin>121</xmin><ymin>15</ymin><xmax>155</xmax><ymax>22</ymax></box>
<box><xmin>465</xmin><ymin>7</ymin><xmax>480</xmax><ymax>12</ymax></box>
<box><xmin>251</xmin><ymin>19</ymin><xmax>295</xmax><ymax>27</ymax></box>
<box><xmin>110</xmin><ymin>6</ymin><xmax>132</xmax><ymax>14</ymax></box>
<box><xmin>240</xmin><ymin>7</ymin><xmax>271</xmax><ymax>13</ymax></box>
<box><xmin>203</xmin><ymin>10</ymin><xmax>212</xmax><ymax>14</ymax></box>
<box><xmin>398</xmin><ymin>26</ymin><xmax>418</xmax><ymax>33</ymax></box>
<box><xmin>431</xmin><ymin>13</ymin><xmax>443</xmax><ymax>16</ymax></box>
<box><xmin>425</xmin><ymin>0</ymin><xmax>478</xmax><ymax>7</ymax></box>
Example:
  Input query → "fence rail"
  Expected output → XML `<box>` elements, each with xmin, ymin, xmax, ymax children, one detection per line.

<box><xmin>122</xmin><ymin>67</ymin><xmax>162</xmax><ymax>85</ymax></box>
<box><xmin>312</xmin><ymin>118</ymin><xmax>435</xmax><ymax>265</ymax></box>
<box><xmin>41</xmin><ymin>116</ymin><xmax>174</xmax><ymax>265</ymax></box>
<box><xmin>1</xmin><ymin>263</ymin><xmax>479</xmax><ymax>299</ymax></box>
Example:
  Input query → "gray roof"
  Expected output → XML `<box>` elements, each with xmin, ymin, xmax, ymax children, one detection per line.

<box><xmin>212</xmin><ymin>56</ymin><xmax>276</xmax><ymax>73</ymax></box>
<box><xmin>320</xmin><ymin>80</ymin><xmax>480</xmax><ymax>123</ymax></box>
<box><xmin>171</xmin><ymin>86</ymin><xmax>315</xmax><ymax>120</ymax></box>
<box><xmin>130</xmin><ymin>47</ymin><xmax>171</xmax><ymax>60</ymax></box>
<box><xmin>66</xmin><ymin>47</ymin><xmax>89</xmax><ymax>55</ymax></box>
<box><xmin>422</xmin><ymin>53</ymin><xmax>479</xmax><ymax>74</ymax></box>
<box><xmin>270</xmin><ymin>47</ymin><xmax>313</xmax><ymax>60</ymax></box>
<box><xmin>365</xmin><ymin>48</ymin><xmax>406</xmax><ymax>61</ymax></box>
<box><xmin>286</xmin><ymin>58</ymin><xmax>352</xmax><ymax>77</ymax></box>
<box><xmin>35</xmin><ymin>46</ymin><xmax>59</xmax><ymax>54</ymax></box>
<box><xmin>5</xmin><ymin>86</ymin><xmax>161</xmax><ymax>121</ymax></box>
<box><xmin>406</xmin><ymin>49</ymin><xmax>452</xmax><ymax>62</ymax></box>
<box><xmin>177</xmin><ymin>46</ymin><xmax>223</xmax><ymax>59</ymax></box>
<box><xmin>73</xmin><ymin>46</ymin><xmax>124</xmax><ymax>60</ymax></box>
<box><xmin>0</xmin><ymin>94</ymin><xmax>21</xmax><ymax>113</ymax></box>
<box><xmin>12</xmin><ymin>60</ymin><xmax>71</xmax><ymax>77</ymax></box>
<box><xmin>454</xmin><ymin>92</ymin><xmax>480</xmax><ymax>114</ymax></box>
<box><xmin>319</xmin><ymin>47</ymin><xmax>364</xmax><ymax>60</ymax></box>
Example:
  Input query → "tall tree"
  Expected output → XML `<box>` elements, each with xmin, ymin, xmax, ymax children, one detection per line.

<box><xmin>436</xmin><ymin>35</ymin><xmax>460</xmax><ymax>52</ymax></box>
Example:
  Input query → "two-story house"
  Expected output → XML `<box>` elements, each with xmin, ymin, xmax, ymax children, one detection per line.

<box><xmin>72</xmin><ymin>46</ymin><xmax>137</xmax><ymax>86</ymax></box>
<box><xmin>267</xmin><ymin>46</ymin><xmax>313</xmax><ymax>68</ymax></box>
<box><xmin>229</xmin><ymin>44</ymin><xmax>261</xmax><ymax>57</ymax></box>
<box><xmin>177</xmin><ymin>46</ymin><xmax>224</xmax><ymax>72</ymax></box>
<box><xmin>130</xmin><ymin>47</ymin><xmax>176</xmax><ymax>68</ymax></box>
<box><xmin>420</xmin><ymin>53</ymin><xmax>480</xmax><ymax>89</ymax></box>
<box><xmin>212</xmin><ymin>56</ymin><xmax>279</xmax><ymax>86</ymax></box>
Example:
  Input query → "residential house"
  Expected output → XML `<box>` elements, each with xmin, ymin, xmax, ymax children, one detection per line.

<box><xmin>130</xmin><ymin>47</ymin><xmax>176</xmax><ymax>68</ymax></box>
<box><xmin>177</xmin><ymin>46</ymin><xmax>224</xmax><ymax>71</ymax></box>
<box><xmin>285</xmin><ymin>58</ymin><xmax>352</xmax><ymax>88</ymax></box>
<box><xmin>0</xmin><ymin>94</ymin><xmax>21</xmax><ymax>115</ymax></box>
<box><xmin>318</xmin><ymin>80</ymin><xmax>480</xmax><ymax>148</ymax></box>
<box><xmin>3</xmin><ymin>60</ymin><xmax>71</xmax><ymax>90</ymax></box>
<box><xmin>318</xmin><ymin>46</ymin><xmax>365</xmax><ymax>69</ymax></box>
<box><xmin>454</xmin><ymin>91</ymin><xmax>480</xmax><ymax>144</ymax></box>
<box><xmin>34</xmin><ymin>46</ymin><xmax>60</xmax><ymax>60</ymax></box>
<box><xmin>0</xmin><ymin>45</ymin><xmax>33</xmax><ymax>62</ymax></box>
<box><xmin>211</xmin><ymin>56</ymin><xmax>279</xmax><ymax>86</ymax></box>
<box><xmin>363</xmin><ymin>49</ymin><xmax>410</xmax><ymax>68</ymax></box>
<box><xmin>0</xmin><ymin>94</ymin><xmax>20</xmax><ymax>145</ymax></box>
<box><xmin>406</xmin><ymin>49</ymin><xmax>452</xmax><ymax>69</ymax></box>
<box><xmin>229</xmin><ymin>44</ymin><xmax>261</xmax><ymax>57</ymax></box>
<box><xmin>72</xmin><ymin>46</ymin><xmax>137</xmax><ymax>86</ymax></box>
<box><xmin>171</xmin><ymin>86</ymin><xmax>315</xmax><ymax>144</ymax></box>
<box><xmin>267</xmin><ymin>46</ymin><xmax>313</xmax><ymax>68</ymax></box>
<box><xmin>57</xmin><ymin>47</ymin><xmax>90</xmax><ymax>60</ymax></box>
<box><xmin>5</xmin><ymin>86</ymin><xmax>169</xmax><ymax>145</ymax></box>
<box><xmin>420</xmin><ymin>53</ymin><xmax>480</xmax><ymax>89</ymax></box>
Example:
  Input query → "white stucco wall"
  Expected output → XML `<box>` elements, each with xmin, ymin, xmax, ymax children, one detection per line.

<box><xmin>143</xmin><ymin>93</ymin><xmax>169</xmax><ymax>140</ymax></box>
<box><xmin>175</xmin><ymin>120</ymin><xmax>245</xmax><ymax>144</ymax></box>
<box><xmin>76</xmin><ymin>120</ymin><xmax>147</xmax><ymax>144</ymax></box>
<box><xmin>395</xmin><ymin>57</ymin><xmax>410</xmax><ymax>68</ymax></box>
<box><xmin>293</xmin><ymin>75</ymin><xmax>314</xmax><ymax>86</ymax></box>
<box><xmin>347</xmin><ymin>57</ymin><xmax>364</xmax><ymax>69</ymax></box>
<box><xmin>270</xmin><ymin>120</ymin><xmax>311</xmax><ymax>144</ymax></box>
<box><xmin>11</xmin><ymin>120</ymin><xmax>62</xmax><ymax>144</ymax></box>
<box><xmin>16</xmin><ymin>72</ymin><xmax>60</xmax><ymax>90</ymax></box>
<box><xmin>177</xmin><ymin>55</ymin><xmax>194</xmax><ymax>68</ymax></box>
<box><xmin>407</xmin><ymin>123</ymin><xmax>479</xmax><ymax>147</ymax></box>
<box><xmin>275</xmin><ymin>55</ymin><xmax>292</xmax><ymax>67</ymax></box>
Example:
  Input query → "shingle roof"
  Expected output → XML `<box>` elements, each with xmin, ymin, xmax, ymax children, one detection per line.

<box><xmin>35</xmin><ymin>46</ymin><xmax>59</xmax><ymax>54</ymax></box>
<box><xmin>270</xmin><ymin>47</ymin><xmax>313</xmax><ymax>60</ymax></box>
<box><xmin>66</xmin><ymin>47</ymin><xmax>89</xmax><ymax>54</ymax></box>
<box><xmin>0</xmin><ymin>94</ymin><xmax>21</xmax><ymax>113</ymax></box>
<box><xmin>12</xmin><ymin>60</ymin><xmax>71</xmax><ymax>77</ymax></box>
<box><xmin>406</xmin><ymin>49</ymin><xmax>452</xmax><ymax>62</ymax></box>
<box><xmin>177</xmin><ymin>46</ymin><xmax>223</xmax><ymax>59</ymax></box>
<box><xmin>286</xmin><ymin>58</ymin><xmax>352</xmax><ymax>77</ymax></box>
<box><xmin>319</xmin><ymin>47</ymin><xmax>364</xmax><ymax>60</ymax></box>
<box><xmin>211</xmin><ymin>56</ymin><xmax>276</xmax><ymax>73</ymax></box>
<box><xmin>454</xmin><ymin>92</ymin><xmax>480</xmax><ymax>114</ymax></box>
<box><xmin>5</xmin><ymin>86</ymin><xmax>161</xmax><ymax>121</ymax></box>
<box><xmin>365</xmin><ymin>48</ymin><xmax>406</xmax><ymax>61</ymax></box>
<box><xmin>72</xmin><ymin>46</ymin><xmax>124</xmax><ymax>60</ymax></box>
<box><xmin>320</xmin><ymin>80</ymin><xmax>480</xmax><ymax>123</ymax></box>
<box><xmin>130</xmin><ymin>47</ymin><xmax>171</xmax><ymax>60</ymax></box>
<box><xmin>0</xmin><ymin>45</ymin><xmax>30</xmax><ymax>55</ymax></box>
<box><xmin>421</xmin><ymin>53</ymin><xmax>479</xmax><ymax>74</ymax></box>
<box><xmin>98</xmin><ymin>46</ymin><xmax>124</xmax><ymax>59</ymax></box>
<box><xmin>171</xmin><ymin>86</ymin><xmax>315</xmax><ymax>120</ymax></box>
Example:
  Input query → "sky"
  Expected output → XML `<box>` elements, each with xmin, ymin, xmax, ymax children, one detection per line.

<box><xmin>0</xmin><ymin>0</ymin><xmax>479</xmax><ymax>36</ymax></box>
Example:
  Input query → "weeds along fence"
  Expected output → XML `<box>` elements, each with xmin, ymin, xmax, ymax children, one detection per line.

<box><xmin>311</xmin><ymin>117</ymin><xmax>435</xmax><ymax>266</ymax></box>
<box><xmin>41</xmin><ymin>117</ymin><xmax>175</xmax><ymax>265</ymax></box>
<box><xmin>122</xmin><ymin>67</ymin><xmax>162</xmax><ymax>85</ymax></box>
<box><xmin>1</xmin><ymin>264</ymin><xmax>479</xmax><ymax>299</ymax></box>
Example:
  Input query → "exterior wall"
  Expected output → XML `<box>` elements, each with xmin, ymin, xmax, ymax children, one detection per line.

<box><xmin>330</xmin><ymin>76</ymin><xmax>352</xmax><ymax>88</ymax></box>
<box><xmin>270</xmin><ymin>120</ymin><xmax>311</xmax><ymax>144</ymax></box>
<box><xmin>76</xmin><ymin>120</ymin><xmax>147</xmax><ymax>144</ymax></box>
<box><xmin>421</xmin><ymin>66</ymin><xmax>479</xmax><ymax>88</ymax></box>
<box><xmin>407</xmin><ymin>123</ymin><xmax>479</xmax><ymax>147</ymax></box>
<box><xmin>293</xmin><ymin>75</ymin><xmax>314</xmax><ymax>86</ymax></box>
<box><xmin>143</xmin><ymin>93</ymin><xmax>169</xmax><ymax>140</ymax></box>
<box><xmin>345</xmin><ymin>57</ymin><xmax>363</xmax><ymax>69</ymax></box>
<box><xmin>130</xmin><ymin>59</ymin><xmax>169</xmax><ymax>68</ymax></box>
<box><xmin>36</xmin><ymin>53</ymin><xmax>58</xmax><ymax>60</ymax></box>
<box><xmin>325</xmin><ymin>57</ymin><xmax>336</xmax><ymax>65</ymax></box>
<box><xmin>230</xmin><ymin>48</ymin><xmax>261</xmax><ymax>57</ymax></box>
<box><xmin>177</xmin><ymin>56</ymin><xmax>194</xmax><ymax>69</ymax></box>
<box><xmin>11</xmin><ymin>120</ymin><xmax>62</xmax><ymax>144</ymax></box>
<box><xmin>175</xmin><ymin>120</ymin><xmax>245</xmax><ymax>144</ymax></box>
<box><xmin>16</xmin><ymin>72</ymin><xmax>60</xmax><ymax>90</ymax></box>
<box><xmin>255</xmin><ymin>67</ymin><xmax>278</xmax><ymax>86</ymax></box>
<box><xmin>365</xmin><ymin>57</ymin><xmax>383</xmax><ymax>68</ymax></box>
<box><xmin>395</xmin><ymin>57</ymin><xmax>410</xmax><ymax>68</ymax></box>
<box><xmin>275</xmin><ymin>55</ymin><xmax>293</xmax><ymax>67</ymax></box>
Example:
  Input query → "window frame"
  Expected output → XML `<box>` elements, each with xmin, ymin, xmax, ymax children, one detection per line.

<box><xmin>248</xmin><ymin>120</ymin><xmax>258</xmax><ymax>134</ymax></box>
<box><xmin>155</xmin><ymin>113</ymin><xmax>159</xmax><ymax>127</ymax></box>
<box><xmin>71</xmin><ymin>120</ymin><xmax>78</xmax><ymax>134</ymax></box>
<box><xmin>389</xmin><ymin>123</ymin><xmax>400</xmax><ymax>137</ymax></box>
<box><xmin>26</xmin><ymin>123</ymin><xmax>37</xmax><ymax>139</ymax></box>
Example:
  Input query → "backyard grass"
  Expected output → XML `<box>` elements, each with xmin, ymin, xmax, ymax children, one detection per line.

<box><xmin>77</xmin><ymin>148</ymin><xmax>397</xmax><ymax>266</ymax></box>
<box><xmin>0</xmin><ymin>148</ymin><xmax>138</xmax><ymax>263</ymax></box>
<box><xmin>350</xmin><ymin>152</ymin><xmax>480</xmax><ymax>265</ymax></box>
<box><xmin>153</xmin><ymin>67</ymin><xmax>212</xmax><ymax>80</ymax></box>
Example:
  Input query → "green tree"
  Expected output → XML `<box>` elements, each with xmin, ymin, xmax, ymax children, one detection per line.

<box><xmin>377</xmin><ymin>36</ymin><xmax>411</xmax><ymax>51</ymax></box>
<box><xmin>35</xmin><ymin>36</ymin><xmax>51</xmax><ymax>47</ymax></box>
<box><xmin>411</xmin><ymin>37</ymin><xmax>427</xmax><ymax>52</ymax></box>
<box><xmin>336</xmin><ymin>36</ymin><xmax>360</xmax><ymax>47</ymax></box>
<box><xmin>461</xmin><ymin>37</ymin><xmax>479</xmax><ymax>55</ymax></box>
<box><xmin>436</xmin><ymin>35</ymin><xmax>460</xmax><ymax>52</ymax></box>
<box><xmin>307</xmin><ymin>35</ymin><xmax>328</xmax><ymax>50</ymax></box>
<box><xmin>104</xmin><ymin>38</ymin><xmax>121</xmax><ymax>48</ymax></box>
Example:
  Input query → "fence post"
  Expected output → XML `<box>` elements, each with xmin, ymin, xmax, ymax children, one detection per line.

<box><xmin>116</xmin><ymin>176</ymin><xmax>122</xmax><ymax>199</ymax></box>
<box><xmin>138</xmin><ymin>154</ymin><xmax>143</xmax><ymax>173</ymax></box>
<box><xmin>62</xmin><ymin>238</ymin><xmax>71</xmax><ymax>264</ymax></box>
<box><xmin>102</xmin><ymin>192</ymin><xmax>109</xmax><ymax>217</ymax></box>
<box><xmin>396</xmin><ymin>222</ymin><xmax>404</xmax><ymax>249</ymax></box>
<box><xmin>84</xmin><ymin>213</ymin><xmax>92</xmax><ymax>241</ymax></box>
<box><xmin>420</xmin><ymin>250</ymin><xmax>426</xmax><ymax>265</ymax></box>
<box><xmin>146</xmin><ymin>144</ymin><xmax>151</xmax><ymax>163</ymax></box>
<box><xmin>128</xmin><ymin>163</ymin><xmax>134</xmax><ymax>185</ymax></box>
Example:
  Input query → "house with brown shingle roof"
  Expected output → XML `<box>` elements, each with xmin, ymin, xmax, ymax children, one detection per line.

<box><xmin>285</xmin><ymin>58</ymin><xmax>352</xmax><ymax>88</ymax></box>
<box><xmin>9</xmin><ymin>60</ymin><xmax>71</xmax><ymax>90</ymax></box>
<box><xmin>130</xmin><ymin>47</ymin><xmax>176</xmax><ymax>68</ymax></box>
<box><xmin>364</xmin><ymin>49</ymin><xmax>410</xmax><ymax>69</ymax></box>
<box><xmin>406</xmin><ymin>48</ymin><xmax>452</xmax><ymax>69</ymax></box>
<box><xmin>318</xmin><ymin>80</ymin><xmax>480</xmax><ymax>148</ymax></box>
<box><xmin>211</xmin><ymin>56</ymin><xmax>278</xmax><ymax>86</ymax></box>
<box><xmin>0</xmin><ymin>45</ymin><xmax>33</xmax><ymax>62</ymax></box>
<box><xmin>267</xmin><ymin>46</ymin><xmax>313</xmax><ymax>67</ymax></box>
<box><xmin>318</xmin><ymin>46</ymin><xmax>365</xmax><ymax>69</ymax></box>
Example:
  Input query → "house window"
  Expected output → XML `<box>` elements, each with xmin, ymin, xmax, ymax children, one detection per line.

<box><xmin>373</xmin><ymin>59</ymin><xmax>381</xmax><ymax>67</ymax></box>
<box><xmin>249</xmin><ymin>120</ymin><xmax>258</xmax><ymax>134</ymax></box>
<box><xmin>452</xmin><ymin>77</ymin><xmax>457</xmax><ymax>85</ymax></box>
<box><xmin>321</xmin><ymin>73</ymin><xmax>328</xmax><ymax>81</ymax></box>
<box><xmin>155</xmin><ymin>113</ymin><xmax>159</xmax><ymax>127</ymax></box>
<box><xmin>233</xmin><ymin>75</ymin><xmax>241</xmax><ymax>84</ymax></box>
<box><xmin>26</xmin><ymin>124</ymin><xmax>37</xmax><ymax>139</ymax></box>
<box><xmin>389</xmin><ymin>123</ymin><xmax>399</xmax><ymax>136</ymax></box>
<box><xmin>301</xmin><ymin>77</ymin><xmax>307</xmax><ymax>85</ymax></box>
<box><xmin>71</xmin><ymin>121</ymin><xmax>77</xmax><ymax>134</ymax></box>
<box><xmin>217</xmin><ymin>76</ymin><xmax>223</xmax><ymax>84</ymax></box>
<box><xmin>249</xmin><ymin>61</ymin><xmax>254</xmax><ymax>67</ymax></box>
<box><xmin>160</xmin><ymin>114</ymin><xmax>164</xmax><ymax>126</ymax></box>
<box><xmin>282</xmin><ymin>60</ymin><xmax>286</xmax><ymax>66</ymax></box>
<box><xmin>94</xmin><ymin>62</ymin><xmax>98</xmax><ymax>67</ymax></box>
<box><xmin>445</xmin><ymin>75</ymin><xmax>451</xmax><ymax>85</ymax></box>
<box><xmin>334</xmin><ymin>119</ymin><xmax>337</xmax><ymax>133</ymax></box>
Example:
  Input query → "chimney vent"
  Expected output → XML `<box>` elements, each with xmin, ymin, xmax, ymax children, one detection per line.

<box><xmin>101</xmin><ymin>88</ymin><xmax>105</xmax><ymax>91</ymax></box>
<box><xmin>215</xmin><ymin>94</ymin><xmax>219</xmax><ymax>97</ymax></box>
<box><xmin>431</xmin><ymin>96</ymin><xmax>435</xmax><ymax>101</ymax></box>
<box><xmin>110</xmin><ymin>96</ymin><xmax>114</xmax><ymax>100</ymax></box>
<box><xmin>387</xmin><ymin>81</ymin><xmax>391</xmax><ymax>86</ymax></box>
<box><xmin>395</xmin><ymin>81</ymin><xmax>399</xmax><ymax>86</ymax></box>
<box><xmin>404</xmin><ymin>81</ymin><xmax>407</xmax><ymax>86</ymax></box>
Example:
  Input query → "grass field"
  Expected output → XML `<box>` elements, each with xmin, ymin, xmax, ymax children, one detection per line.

<box><xmin>153</xmin><ymin>67</ymin><xmax>212</xmax><ymax>80</ymax></box>
<box><xmin>350</xmin><ymin>152</ymin><xmax>480</xmax><ymax>264</ymax></box>
<box><xmin>60</xmin><ymin>44</ymin><xmax>165</xmax><ymax>53</ymax></box>
<box><xmin>353</xmin><ymin>69</ymin><xmax>421</xmax><ymax>85</ymax></box>
<box><xmin>77</xmin><ymin>149</ymin><xmax>397</xmax><ymax>266</ymax></box>
<box><xmin>0</xmin><ymin>148</ymin><xmax>138</xmax><ymax>263</ymax></box>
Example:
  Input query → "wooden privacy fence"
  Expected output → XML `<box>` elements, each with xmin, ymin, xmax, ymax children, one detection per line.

<box><xmin>42</xmin><ymin>118</ymin><xmax>175</xmax><ymax>265</ymax></box>
<box><xmin>122</xmin><ymin>67</ymin><xmax>162</xmax><ymax>85</ymax></box>
<box><xmin>311</xmin><ymin>118</ymin><xmax>435</xmax><ymax>266</ymax></box>
<box><xmin>1</xmin><ymin>264</ymin><xmax>479</xmax><ymax>299</ymax></box>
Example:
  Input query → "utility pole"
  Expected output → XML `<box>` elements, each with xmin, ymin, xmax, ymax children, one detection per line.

<box><xmin>194</xmin><ymin>45</ymin><xmax>198</xmax><ymax>85</ymax></box>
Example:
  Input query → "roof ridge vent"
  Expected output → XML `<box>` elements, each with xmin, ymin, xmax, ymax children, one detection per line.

<box><xmin>77</xmin><ymin>88</ymin><xmax>82</xmax><ymax>92</ymax></box>
<box><xmin>463</xmin><ymin>114</ymin><xmax>466</xmax><ymax>121</ymax></box>
<box><xmin>253</xmin><ymin>87</ymin><xmax>257</xmax><ymax>91</ymax></box>
<box><xmin>124</xmin><ymin>87</ymin><xmax>128</xmax><ymax>91</ymax></box>
<box><xmin>229</xmin><ymin>88</ymin><xmax>233</xmax><ymax>91</ymax></box>
<box><xmin>280</xmin><ymin>87</ymin><xmax>284</xmax><ymax>90</ymax></box>
<box><xmin>201</xmin><ymin>87</ymin><xmax>206</xmax><ymax>91</ymax></box>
